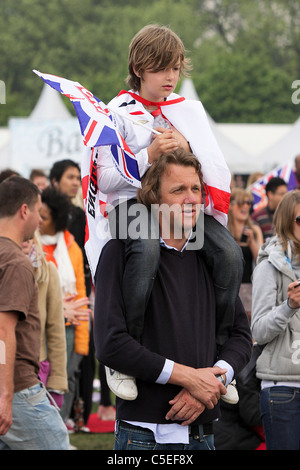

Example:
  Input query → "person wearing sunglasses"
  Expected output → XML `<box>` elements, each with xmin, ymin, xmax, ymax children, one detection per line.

<box><xmin>251</xmin><ymin>190</ymin><xmax>300</xmax><ymax>450</ymax></box>
<box><xmin>227</xmin><ymin>188</ymin><xmax>264</xmax><ymax>320</ymax></box>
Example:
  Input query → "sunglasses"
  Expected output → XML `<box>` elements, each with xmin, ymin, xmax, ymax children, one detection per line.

<box><xmin>295</xmin><ymin>216</ymin><xmax>300</xmax><ymax>226</ymax></box>
<box><xmin>231</xmin><ymin>200</ymin><xmax>252</xmax><ymax>206</ymax></box>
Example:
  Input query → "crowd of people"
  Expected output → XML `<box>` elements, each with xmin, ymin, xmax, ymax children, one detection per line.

<box><xmin>0</xmin><ymin>23</ymin><xmax>300</xmax><ymax>451</ymax></box>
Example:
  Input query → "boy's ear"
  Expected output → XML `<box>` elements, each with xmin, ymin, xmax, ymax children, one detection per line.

<box><xmin>132</xmin><ymin>65</ymin><xmax>140</xmax><ymax>78</ymax></box>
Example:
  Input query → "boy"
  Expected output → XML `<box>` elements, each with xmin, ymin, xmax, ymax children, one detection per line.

<box><xmin>96</xmin><ymin>25</ymin><xmax>243</xmax><ymax>403</ymax></box>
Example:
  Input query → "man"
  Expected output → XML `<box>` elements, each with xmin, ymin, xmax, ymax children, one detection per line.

<box><xmin>49</xmin><ymin>160</ymin><xmax>87</xmax><ymax>263</ymax></box>
<box><xmin>0</xmin><ymin>176</ymin><xmax>69</xmax><ymax>450</ymax></box>
<box><xmin>93</xmin><ymin>149</ymin><xmax>252</xmax><ymax>450</ymax></box>
<box><xmin>251</xmin><ymin>177</ymin><xmax>288</xmax><ymax>241</ymax></box>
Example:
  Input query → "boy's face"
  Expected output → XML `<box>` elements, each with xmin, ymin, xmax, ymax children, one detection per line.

<box><xmin>138</xmin><ymin>62</ymin><xmax>181</xmax><ymax>102</ymax></box>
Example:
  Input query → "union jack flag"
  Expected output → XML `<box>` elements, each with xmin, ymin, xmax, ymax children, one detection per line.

<box><xmin>250</xmin><ymin>161</ymin><xmax>296</xmax><ymax>212</ymax></box>
<box><xmin>33</xmin><ymin>70</ymin><xmax>142</xmax><ymax>279</ymax></box>
<box><xmin>33</xmin><ymin>70</ymin><xmax>141</xmax><ymax>188</ymax></box>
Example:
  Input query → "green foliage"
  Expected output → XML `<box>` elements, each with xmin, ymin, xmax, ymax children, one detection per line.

<box><xmin>0</xmin><ymin>0</ymin><xmax>300</xmax><ymax>125</ymax></box>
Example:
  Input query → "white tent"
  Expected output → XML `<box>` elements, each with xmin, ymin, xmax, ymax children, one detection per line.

<box><xmin>179</xmin><ymin>79</ymin><xmax>298</xmax><ymax>174</ymax></box>
<box><xmin>0</xmin><ymin>78</ymin><xmax>298</xmax><ymax>177</ymax></box>
<box><xmin>179</xmin><ymin>79</ymin><xmax>255</xmax><ymax>173</ymax></box>
<box><xmin>30</xmin><ymin>83</ymin><xmax>73</xmax><ymax>120</ymax></box>
<box><xmin>257</xmin><ymin>116</ymin><xmax>300</xmax><ymax>169</ymax></box>
<box><xmin>6</xmin><ymin>84</ymin><xmax>84</xmax><ymax>177</ymax></box>
<box><xmin>0</xmin><ymin>128</ymin><xmax>11</xmax><ymax>171</ymax></box>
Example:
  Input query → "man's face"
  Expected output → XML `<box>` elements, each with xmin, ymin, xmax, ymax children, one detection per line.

<box><xmin>54</xmin><ymin>166</ymin><xmax>81</xmax><ymax>199</ymax></box>
<box><xmin>158</xmin><ymin>164</ymin><xmax>202</xmax><ymax>240</ymax></box>
<box><xmin>24</xmin><ymin>195</ymin><xmax>42</xmax><ymax>241</ymax></box>
<box><xmin>268</xmin><ymin>185</ymin><xmax>288</xmax><ymax>210</ymax></box>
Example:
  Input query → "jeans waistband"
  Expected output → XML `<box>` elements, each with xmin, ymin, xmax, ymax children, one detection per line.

<box><xmin>188</xmin><ymin>423</ymin><xmax>213</xmax><ymax>438</ymax></box>
<box><xmin>118</xmin><ymin>420</ymin><xmax>213</xmax><ymax>438</ymax></box>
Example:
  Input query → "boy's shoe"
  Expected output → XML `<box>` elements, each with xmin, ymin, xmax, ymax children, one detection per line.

<box><xmin>105</xmin><ymin>366</ymin><xmax>138</xmax><ymax>400</ymax></box>
<box><xmin>221</xmin><ymin>380</ymin><xmax>239</xmax><ymax>405</ymax></box>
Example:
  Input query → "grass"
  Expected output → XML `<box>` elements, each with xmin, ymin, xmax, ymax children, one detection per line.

<box><xmin>69</xmin><ymin>386</ymin><xmax>116</xmax><ymax>451</ymax></box>
<box><xmin>69</xmin><ymin>430</ymin><xmax>115</xmax><ymax>451</ymax></box>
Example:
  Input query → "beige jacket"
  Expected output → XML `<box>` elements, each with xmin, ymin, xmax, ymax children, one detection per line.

<box><xmin>35</xmin><ymin>244</ymin><xmax>68</xmax><ymax>393</ymax></box>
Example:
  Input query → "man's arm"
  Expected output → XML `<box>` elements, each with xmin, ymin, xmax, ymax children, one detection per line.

<box><xmin>168</xmin><ymin>363</ymin><xmax>227</xmax><ymax>409</ymax></box>
<box><xmin>165</xmin><ymin>296</ymin><xmax>252</xmax><ymax>425</ymax></box>
<box><xmin>0</xmin><ymin>311</ymin><xmax>18</xmax><ymax>435</ymax></box>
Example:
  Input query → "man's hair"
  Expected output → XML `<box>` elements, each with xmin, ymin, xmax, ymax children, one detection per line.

<box><xmin>49</xmin><ymin>159</ymin><xmax>80</xmax><ymax>184</ymax></box>
<box><xmin>137</xmin><ymin>148</ymin><xmax>204</xmax><ymax>209</ymax></box>
<box><xmin>265</xmin><ymin>177</ymin><xmax>287</xmax><ymax>194</ymax></box>
<box><xmin>41</xmin><ymin>186</ymin><xmax>71</xmax><ymax>232</ymax></box>
<box><xmin>0</xmin><ymin>176</ymin><xmax>40</xmax><ymax>218</ymax></box>
<box><xmin>127</xmin><ymin>24</ymin><xmax>192</xmax><ymax>91</ymax></box>
<box><xmin>273</xmin><ymin>190</ymin><xmax>300</xmax><ymax>254</ymax></box>
<box><xmin>0</xmin><ymin>168</ymin><xmax>20</xmax><ymax>183</ymax></box>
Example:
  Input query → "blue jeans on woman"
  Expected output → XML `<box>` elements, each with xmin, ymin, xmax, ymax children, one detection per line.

<box><xmin>114</xmin><ymin>420</ymin><xmax>215</xmax><ymax>451</ymax></box>
<box><xmin>260</xmin><ymin>386</ymin><xmax>300</xmax><ymax>450</ymax></box>
<box><xmin>0</xmin><ymin>383</ymin><xmax>69</xmax><ymax>450</ymax></box>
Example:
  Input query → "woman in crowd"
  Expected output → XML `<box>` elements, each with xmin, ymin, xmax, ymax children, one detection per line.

<box><xmin>251</xmin><ymin>190</ymin><xmax>300</xmax><ymax>450</ymax></box>
<box><xmin>22</xmin><ymin>233</ymin><xmax>68</xmax><ymax>409</ymax></box>
<box><xmin>38</xmin><ymin>186</ymin><xmax>90</xmax><ymax>428</ymax></box>
<box><xmin>227</xmin><ymin>188</ymin><xmax>263</xmax><ymax>320</ymax></box>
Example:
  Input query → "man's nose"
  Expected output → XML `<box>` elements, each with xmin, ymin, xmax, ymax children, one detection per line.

<box><xmin>184</xmin><ymin>190</ymin><xmax>197</xmax><ymax>203</ymax></box>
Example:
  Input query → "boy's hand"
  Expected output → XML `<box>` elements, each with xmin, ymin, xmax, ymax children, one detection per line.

<box><xmin>147</xmin><ymin>127</ymin><xmax>179</xmax><ymax>163</ymax></box>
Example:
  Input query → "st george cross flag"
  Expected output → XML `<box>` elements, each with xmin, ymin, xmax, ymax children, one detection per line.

<box><xmin>250</xmin><ymin>161</ymin><xmax>295</xmax><ymax>212</ymax></box>
<box><xmin>33</xmin><ymin>70</ymin><xmax>141</xmax><ymax>189</ymax></box>
<box><xmin>81</xmin><ymin>146</ymin><xmax>111</xmax><ymax>278</ymax></box>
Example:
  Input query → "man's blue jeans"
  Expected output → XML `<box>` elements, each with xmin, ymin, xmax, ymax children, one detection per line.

<box><xmin>114</xmin><ymin>421</ymin><xmax>215</xmax><ymax>451</ymax></box>
<box><xmin>0</xmin><ymin>383</ymin><xmax>69</xmax><ymax>450</ymax></box>
<box><xmin>260</xmin><ymin>386</ymin><xmax>300</xmax><ymax>450</ymax></box>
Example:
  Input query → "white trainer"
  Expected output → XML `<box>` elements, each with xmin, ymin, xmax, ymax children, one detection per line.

<box><xmin>105</xmin><ymin>366</ymin><xmax>138</xmax><ymax>400</ymax></box>
<box><xmin>221</xmin><ymin>380</ymin><xmax>239</xmax><ymax>405</ymax></box>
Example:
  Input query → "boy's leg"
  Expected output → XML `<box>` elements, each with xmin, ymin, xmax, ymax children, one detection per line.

<box><xmin>201</xmin><ymin>214</ymin><xmax>244</xmax><ymax>347</ymax></box>
<box><xmin>109</xmin><ymin>199</ymin><xmax>160</xmax><ymax>341</ymax></box>
<box><xmin>106</xmin><ymin>199</ymin><xmax>160</xmax><ymax>400</ymax></box>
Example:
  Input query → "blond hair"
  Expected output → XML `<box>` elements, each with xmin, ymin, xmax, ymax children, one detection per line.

<box><xmin>228</xmin><ymin>187</ymin><xmax>256</xmax><ymax>241</ymax></box>
<box><xmin>273</xmin><ymin>190</ymin><xmax>300</xmax><ymax>256</ymax></box>
<box><xmin>127</xmin><ymin>24</ymin><xmax>192</xmax><ymax>91</ymax></box>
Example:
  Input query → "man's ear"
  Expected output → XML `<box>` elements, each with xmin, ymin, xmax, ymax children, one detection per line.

<box><xmin>19</xmin><ymin>203</ymin><xmax>29</xmax><ymax>220</ymax></box>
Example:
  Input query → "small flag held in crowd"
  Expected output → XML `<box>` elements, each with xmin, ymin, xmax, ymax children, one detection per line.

<box><xmin>33</xmin><ymin>70</ymin><xmax>141</xmax><ymax>188</ymax></box>
<box><xmin>250</xmin><ymin>161</ymin><xmax>297</xmax><ymax>212</ymax></box>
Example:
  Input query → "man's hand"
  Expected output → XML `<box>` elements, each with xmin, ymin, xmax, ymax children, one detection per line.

<box><xmin>168</xmin><ymin>364</ymin><xmax>227</xmax><ymax>410</ymax></box>
<box><xmin>165</xmin><ymin>388</ymin><xmax>205</xmax><ymax>426</ymax></box>
<box><xmin>0</xmin><ymin>397</ymin><xmax>13</xmax><ymax>435</ymax></box>
<box><xmin>0</xmin><ymin>311</ymin><xmax>18</xmax><ymax>435</ymax></box>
